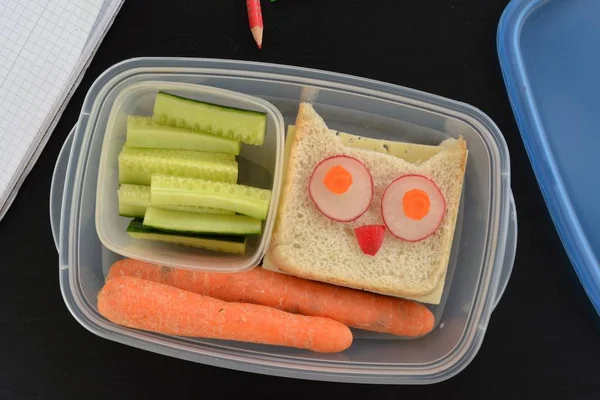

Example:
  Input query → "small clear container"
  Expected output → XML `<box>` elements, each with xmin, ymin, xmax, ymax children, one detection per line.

<box><xmin>95</xmin><ymin>82</ymin><xmax>284</xmax><ymax>272</ymax></box>
<box><xmin>50</xmin><ymin>58</ymin><xmax>517</xmax><ymax>385</ymax></box>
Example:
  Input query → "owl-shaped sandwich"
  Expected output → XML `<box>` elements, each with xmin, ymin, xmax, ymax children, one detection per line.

<box><xmin>264</xmin><ymin>103</ymin><xmax>468</xmax><ymax>304</ymax></box>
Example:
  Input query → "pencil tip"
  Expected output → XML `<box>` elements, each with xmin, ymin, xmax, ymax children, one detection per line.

<box><xmin>250</xmin><ymin>26</ymin><xmax>263</xmax><ymax>50</ymax></box>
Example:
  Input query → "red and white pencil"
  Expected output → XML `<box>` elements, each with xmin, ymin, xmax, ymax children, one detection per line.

<box><xmin>246</xmin><ymin>0</ymin><xmax>263</xmax><ymax>49</ymax></box>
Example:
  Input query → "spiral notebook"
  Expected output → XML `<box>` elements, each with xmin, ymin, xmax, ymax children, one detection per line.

<box><xmin>0</xmin><ymin>0</ymin><xmax>124</xmax><ymax>222</ymax></box>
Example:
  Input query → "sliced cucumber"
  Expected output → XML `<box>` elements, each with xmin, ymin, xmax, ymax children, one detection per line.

<box><xmin>143</xmin><ymin>207</ymin><xmax>262</xmax><ymax>235</ymax></box>
<box><xmin>118</xmin><ymin>184</ymin><xmax>233</xmax><ymax>218</ymax></box>
<box><xmin>126</xmin><ymin>219</ymin><xmax>247</xmax><ymax>254</ymax></box>
<box><xmin>151</xmin><ymin>175</ymin><xmax>272</xmax><ymax>220</ymax></box>
<box><xmin>119</xmin><ymin>203</ymin><xmax>147</xmax><ymax>219</ymax></box>
<box><xmin>152</xmin><ymin>92</ymin><xmax>267</xmax><ymax>145</ymax></box>
<box><xmin>118</xmin><ymin>147</ymin><xmax>238</xmax><ymax>186</ymax></box>
<box><xmin>118</xmin><ymin>184</ymin><xmax>149</xmax><ymax>218</ymax></box>
<box><xmin>125</xmin><ymin>116</ymin><xmax>241</xmax><ymax>155</ymax></box>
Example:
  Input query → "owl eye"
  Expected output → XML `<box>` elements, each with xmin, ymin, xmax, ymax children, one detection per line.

<box><xmin>308</xmin><ymin>155</ymin><xmax>373</xmax><ymax>222</ymax></box>
<box><xmin>381</xmin><ymin>174</ymin><xmax>446</xmax><ymax>242</ymax></box>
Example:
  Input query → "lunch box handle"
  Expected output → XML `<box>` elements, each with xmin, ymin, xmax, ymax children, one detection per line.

<box><xmin>50</xmin><ymin>127</ymin><xmax>75</xmax><ymax>251</ymax></box>
<box><xmin>493</xmin><ymin>191</ymin><xmax>517</xmax><ymax>311</ymax></box>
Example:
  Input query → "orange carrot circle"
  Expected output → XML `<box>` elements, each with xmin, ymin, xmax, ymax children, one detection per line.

<box><xmin>323</xmin><ymin>165</ymin><xmax>353</xmax><ymax>194</ymax></box>
<box><xmin>402</xmin><ymin>188</ymin><xmax>430</xmax><ymax>220</ymax></box>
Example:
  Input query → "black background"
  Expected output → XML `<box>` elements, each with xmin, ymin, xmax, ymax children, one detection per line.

<box><xmin>1</xmin><ymin>0</ymin><xmax>599</xmax><ymax>399</ymax></box>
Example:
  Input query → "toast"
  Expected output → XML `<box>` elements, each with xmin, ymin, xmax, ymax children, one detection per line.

<box><xmin>266</xmin><ymin>103</ymin><xmax>468</xmax><ymax>299</ymax></box>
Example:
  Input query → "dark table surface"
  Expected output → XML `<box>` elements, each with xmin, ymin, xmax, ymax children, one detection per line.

<box><xmin>1</xmin><ymin>0</ymin><xmax>599</xmax><ymax>399</ymax></box>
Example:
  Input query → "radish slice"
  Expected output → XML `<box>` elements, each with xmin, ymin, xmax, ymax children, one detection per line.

<box><xmin>309</xmin><ymin>155</ymin><xmax>373</xmax><ymax>222</ymax></box>
<box><xmin>381</xmin><ymin>174</ymin><xmax>446</xmax><ymax>242</ymax></box>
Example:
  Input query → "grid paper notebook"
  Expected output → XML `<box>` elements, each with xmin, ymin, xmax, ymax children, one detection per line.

<box><xmin>0</xmin><ymin>0</ymin><xmax>124</xmax><ymax>221</ymax></box>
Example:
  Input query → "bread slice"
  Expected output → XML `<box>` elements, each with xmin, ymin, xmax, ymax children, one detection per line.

<box><xmin>266</xmin><ymin>103</ymin><xmax>468</xmax><ymax>298</ymax></box>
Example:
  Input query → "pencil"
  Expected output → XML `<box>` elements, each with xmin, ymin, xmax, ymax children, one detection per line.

<box><xmin>246</xmin><ymin>0</ymin><xmax>263</xmax><ymax>49</ymax></box>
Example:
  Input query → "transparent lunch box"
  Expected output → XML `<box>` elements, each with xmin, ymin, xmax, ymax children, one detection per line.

<box><xmin>50</xmin><ymin>58</ymin><xmax>517</xmax><ymax>385</ymax></box>
<box><xmin>95</xmin><ymin>82</ymin><xmax>285</xmax><ymax>272</ymax></box>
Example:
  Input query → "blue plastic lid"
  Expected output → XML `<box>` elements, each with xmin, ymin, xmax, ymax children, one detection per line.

<box><xmin>498</xmin><ymin>0</ymin><xmax>600</xmax><ymax>315</ymax></box>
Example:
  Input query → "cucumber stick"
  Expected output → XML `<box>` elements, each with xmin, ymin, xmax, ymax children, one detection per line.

<box><xmin>143</xmin><ymin>207</ymin><xmax>262</xmax><ymax>235</ymax></box>
<box><xmin>125</xmin><ymin>116</ymin><xmax>241</xmax><ymax>155</ymax></box>
<box><xmin>152</xmin><ymin>92</ymin><xmax>267</xmax><ymax>145</ymax></box>
<box><xmin>118</xmin><ymin>147</ymin><xmax>238</xmax><ymax>186</ymax></box>
<box><xmin>126</xmin><ymin>219</ymin><xmax>246</xmax><ymax>254</ymax></box>
<box><xmin>118</xmin><ymin>184</ymin><xmax>233</xmax><ymax>218</ymax></box>
<box><xmin>151</xmin><ymin>175</ymin><xmax>272</xmax><ymax>220</ymax></box>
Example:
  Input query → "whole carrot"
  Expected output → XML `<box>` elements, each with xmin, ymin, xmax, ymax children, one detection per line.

<box><xmin>98</xmin><ymin>276</ymin><xmax>353</xmax><ymax>353</ymax></box>
<box><xmin>107</xmin><ymin>259</ymin><xmax>435</xmax><ymax>337</ymax></box>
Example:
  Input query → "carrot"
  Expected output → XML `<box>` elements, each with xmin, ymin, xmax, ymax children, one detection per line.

<box><xmin>98</xmin><ymin>276</ymin><xmax>353</xmax><ymax>353</ymax></box>
<box><xmin>324</xmin><ymin>165</ymin><xmax>353</xmax><ymax>194</ymax></box>
<box><xmin>403</xmin><ymin>188</ymin><xmax>430</xmax><ymax>220</ymax></box>
<box><xmin>107</xmin><ymin>259</ymin><xmax>435</xmax><ymax>337</ymax></box>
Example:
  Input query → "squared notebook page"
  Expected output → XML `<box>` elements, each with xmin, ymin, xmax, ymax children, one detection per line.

<box><xmin>0</xmin><ymin>0</ymin><xmax>104</xmax><ymax>217</ymax></box>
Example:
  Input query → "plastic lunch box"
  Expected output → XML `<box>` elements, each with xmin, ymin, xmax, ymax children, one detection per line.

<box><xmin>50</xmin><ymin>58</ymin><xmax>517</xmax><ymax>384</ymax></box>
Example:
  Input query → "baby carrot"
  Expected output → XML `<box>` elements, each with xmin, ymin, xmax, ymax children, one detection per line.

<box><xmin>107</xmin><ymin>259</ymin><xmax>435</xmax><ymax>337</ymax></box>
<box><xmin>98</xmin><ymin>276</ymin><xmax>353</xmax><ymax>353</ymax></box>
